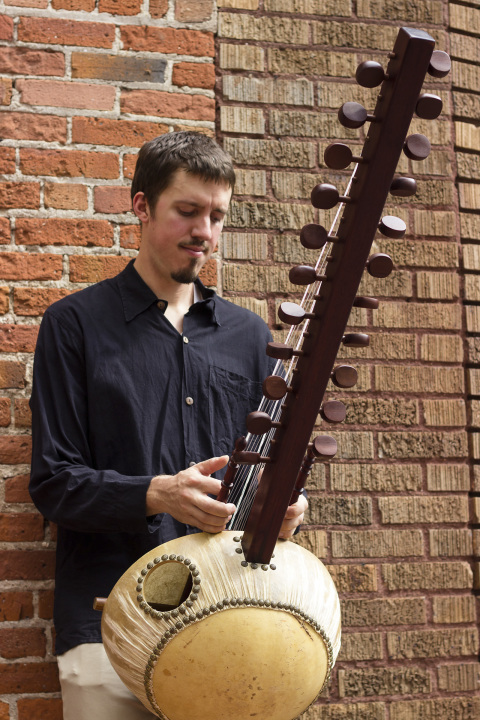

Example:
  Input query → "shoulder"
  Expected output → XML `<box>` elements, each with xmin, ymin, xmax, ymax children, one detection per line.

<box><xmin>214</xmin><ymin>296</ymin><xmax>271</xmax><ymax>338</ymax></box>
<box><xmin>44</xmin><ymin>276</ymin><xmax>118</xmax><ymax>326</ymax></box>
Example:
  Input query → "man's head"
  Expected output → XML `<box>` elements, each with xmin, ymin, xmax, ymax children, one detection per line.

<box><xmin>131</xmin><ymin>131</ymin><xmax>235</xmax><ymax>214</ymax></box>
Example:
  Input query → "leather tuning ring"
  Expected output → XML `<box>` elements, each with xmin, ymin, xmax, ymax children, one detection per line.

<box><xmin>232</xmin><ymin>450</ymin><xmax>270</xmax><ymax>465</ymax></box>
<box><xmin>343</xmin><ymin>332</ymin><xmax>369</xmax><ymax>347</ymax></box>
<box><xmin>338</xmin><ymin>101</ymin><xmax>373</xmax><ymax>129</ymax></box>
<box><xmin>246</xmin><ymin>411</ymin><xmax>279</xmax><ymax>435</ymax></box>
<box><xmin>367</xmin><ymin>253</ymin><xmax>393</xmax><ymax>279</ymax></box>
<box><xmin>320</xmin><ymin>400</ymin><xmax>346</xmax><ymax>424</ymax></box>
<box><xmin>289</xmin><ymin>265</ymin><xmax>326</xmax><ymax>286</ymax></box>
<box><xmin>278</xmin><ymin>302</ymin><xmax>310</xmax><ymax>326</ymax></box>
<box><xmin>355</xmin><ymin>60</ymin><xmax>385</xmax><ymax>88</ymax></box>
<box><xmin>353</xmin><ymin>296</ymin><xmax>379</xmax><ymax>310</ymax></box>
<box><xmin>390</xmin><ymin>177</ymin><xmax>417</xmax><ymax>197</ymax></box>
<box><xmin>300</xmin><ymin>223</ymin><xmax>329</xmax><ymax>249</ymax></box>
<box><xmin>311</xmin><ymin>183</ymin><xmax>350</xmax><ymax>210</ymax></box>
<box><xmin>324</xmin><ymin>143</ymin><xmax>363</xmax><ymax>170</ymax></box>
<box><xmin>403</xmin><ymin>134</ymin><xmax>431</xmax><ymax>161</ymax></box>
<box><xmin>379</xmin><ymin>216</ymin><xmax>406</xmax><ymax>239</ymax></box>
<box><xmin>427</xmin><ymin>50</ymin><xmax>451</xmax><ymax>78</ymax></box>
<box><xmin>416</xmin><ymin>93</ymin><xmax>443</xmax><ymax>120</ymax></box>
<box><xmin>310</xmin><ymin>435</ymin><xmax>338</xmax><ymax>460</ymax></box>
<box><xmin>332</xmin><ymin>365</ymin><xmax>358</xmax><ymax>388</ymax></box>
<box><xmin>263</xmin><ymin>374</ymin><xmax>289</xmax><ymax>400</ymax></box>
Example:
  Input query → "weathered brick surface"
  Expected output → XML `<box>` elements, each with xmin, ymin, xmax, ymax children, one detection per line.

<box><xmin>338</xmin><ymin>666</ymin><xmax>431</xmax><ymax>697</ymax></box>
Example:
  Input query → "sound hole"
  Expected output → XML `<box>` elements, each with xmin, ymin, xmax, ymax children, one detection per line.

<box><xmin>143</xmin><ymin>561</ymin><xmax>193</xmax><ymax>611</ymax></box>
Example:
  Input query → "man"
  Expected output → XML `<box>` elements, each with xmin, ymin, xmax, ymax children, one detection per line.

<box><xmin>29</xmin><ymin>131</ymin><xmax>307</xmax><ymax>719</ymax></box>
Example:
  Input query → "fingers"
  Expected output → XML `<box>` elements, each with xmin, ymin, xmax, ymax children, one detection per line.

<box><xmin>278</xmin><ymin>494</ymin><xmax>308</xmax><ymax>539</ymax></box>
<box><xmin>195</xmin><ymin>455</ymin><xmax>229</xmax><ymax>476</ymax></box>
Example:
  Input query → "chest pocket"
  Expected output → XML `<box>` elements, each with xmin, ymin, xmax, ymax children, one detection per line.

<box><xmin>208</xmin><ymin>366</ymin><xmax>263</xmax><ymax>457</ymax></box>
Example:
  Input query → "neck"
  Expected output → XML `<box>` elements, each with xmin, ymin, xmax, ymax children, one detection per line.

<box><xmin>133</xmin><ymin>257</ymin><xmax>195</xmax><ymax>333</ymax></box>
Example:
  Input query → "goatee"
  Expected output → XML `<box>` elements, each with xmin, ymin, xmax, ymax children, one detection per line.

<box><xmin>170</xmin><ymin>259</ymin><xmax>200</xmax><ymax>285</ymax></box>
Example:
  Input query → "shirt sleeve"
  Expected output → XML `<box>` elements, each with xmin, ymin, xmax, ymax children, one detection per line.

<box><xmin>29</xmin><ymin>309</ymin><xmax>160</xmax><ymax>535</ymax></box>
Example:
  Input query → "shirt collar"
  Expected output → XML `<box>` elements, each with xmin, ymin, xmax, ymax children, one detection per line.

<box><xmin>117</xmin><ymin>259</ymin><xmax>222</xmax><ymax>325</ymax></box>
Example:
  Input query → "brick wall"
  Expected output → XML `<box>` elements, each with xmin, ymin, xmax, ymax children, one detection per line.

<box><xmin>0</xmin><ymin>0</ymin><xmax>479</xmax><ymax>718</ymax></box>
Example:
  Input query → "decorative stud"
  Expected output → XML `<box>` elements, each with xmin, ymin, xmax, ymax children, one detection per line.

<box><xmin>300</xmin><ymin>223</ymin><xmax>329</xmax><ymax>249</ymax></box>
<box><xmin>332</xmin><ymin>365</ymin><xmax>358</xmax><ymax>388</ymax></box>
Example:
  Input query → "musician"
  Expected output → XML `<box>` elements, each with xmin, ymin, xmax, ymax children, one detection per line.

<box><xmin>29</xmin><ymin>131</ymin><xmax>308</xmax><ymax>720</ymax></box>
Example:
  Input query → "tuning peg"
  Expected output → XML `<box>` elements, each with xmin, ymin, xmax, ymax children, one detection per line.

<box><xmin>390</xmin><ymin>177</ymin><xmax>417</xmax><ymax>197</ymax></box>
<box><xmin>355</xmin><ymin>60</ymin><xmax>385</xmax><ymax>88</ymax></box>
<box><xmin>367</xmin><ymin>253</ymin><xmax>393</xmax><ymax>278</ymax></box>
<box><xmin>416</xmin><ymin>93</ymin><xmax>443</xmax><ymax>120</ymax></box>
<box><xmin>266</xmin><ymin>341</ymin><xmax>303</xmax><ymax>360</ymax></box>
<box><xmin>332</xmin><ymin>365</ymin><xmax>358</xmax><ymax>388</ymax></box>
<box><xmin>311</xmin><ymin>183</ymin><xmax>350</xmax><ymax>210</ymax></box>
<box><xmin>233</xmin><ymin>450</ymin><xmax>271</xmax><ymax>465</ymax></box>
<box><xmin>310</xmin><ymin>435</ymin><xmax>337</xmax><ymax>459</ymax></box>
<box><xmin>246</xmin><ymin>411</ymin><xmax>280</xmax><ymax>435</ymax></box>
<box><xmin>289</xmin><ymin>265</ymin><xmax>327</xmax><ymax>286</ymax></box>
<box><xmin>338</xmin><ymin>102</ymin><xmax>374</xmax><ymax>129</ymax></box>
<box><xmin>379</xmin><ymin>215</ymin><xmax>406</xmax><ymax>238</ymax></box>
<box><xmin>427</xmin><ymin>50</ymin><xmax>451</xmax><ymax>78</ymax></box>
<box><xmin>300</xmin><ymin>223</ymin><xmax>330</xmax><ymax>249</ymax></box>
<box><xmin>353</xmin><ymin>296</ymin><xmax>379</xmax><ymax>309</ymax></box>
<box><xmin>324</xmin><ymin>143</ymin><xmax>363</xmax><ymax>170</ymax></box>
<box><xmin>403</xmin><ymin>134</ymin><xmax>431</xmax><ymax>161</ymax></box>
<box><xmin>263</xmin><ymin>374</ymin><xmax>290</xmax><ymax>400</ymax></box>
<box><xmin>320</xmin><ymin>400</ymin><xmax>346</xmax><ymax>423</ymax></box>
<box><xmin>343</xmin><ymin>332</ymin><xmax>369</xmax><ymax>347</ymax></box>
<box><xmin>278</xmin><ymin>302</ymin><xmax>316</xmax><ymax>325</ymax></box>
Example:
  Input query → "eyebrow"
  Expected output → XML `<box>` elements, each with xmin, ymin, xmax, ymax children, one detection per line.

<box><xmin>177</xmin><ymin>200</ymin><xmax>229</xmax><ymax>215</ymax></box>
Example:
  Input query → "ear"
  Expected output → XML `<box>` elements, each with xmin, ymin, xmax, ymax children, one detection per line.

<box><xmin>132</xmin><ymin>192</ymin><xmax>150</xmax><ymax>223</ymax></box>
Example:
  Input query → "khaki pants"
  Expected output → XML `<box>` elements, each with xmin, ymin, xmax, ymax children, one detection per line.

<box><xmin>58</xmin><ymin>643</ymin><xmax>156</xmax><ymax>720</ymax></box>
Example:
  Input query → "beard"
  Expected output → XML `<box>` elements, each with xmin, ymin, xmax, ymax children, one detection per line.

<box><xmin>170</xmin><ymin>258</ymin><xmax>201</xmax><ymax>285</ymax></box>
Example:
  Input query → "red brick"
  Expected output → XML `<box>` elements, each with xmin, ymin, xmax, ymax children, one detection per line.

<box><xmin>14</xmin><ymin>398</ymin><xmax>32</xmax><ymax>428</ymax></box>
<box><xmin>172</xmin><ymin>61</ymin><xmax>215</xmax><ymax>90</ymax></box>
<box><xmin>0</xmin><ymin>147</ymin><xmax>15</xmax><ymax>175</ymax></box>
<box><xmin>0</xmin><ymin>47</ymin><xmax>64</xmax><ymax>76</ymax></box>
<box><xmin>0</xmin><ymin>398</ymin><xmax>10</xmax><ymax>426</ymax></box>
<box><xmin>99</xmin><ymin>0</ymin><xmax>141</xmax><ymax>13</ymax></box>
<box><xmin>50</xmin><ymin>522</ymin><xmax>58</xmax><ymax>542</ymax></box>
<box><xmin>0</xmin><ymin>78</ymin><xmax>12</xmax><ymax>105</ymax></box>
<box><xmin>0</xmin><ymin>591</ymin><xmax>33</xmax><ymax>621</ymax></box>
<box><xmin>123</xmin><ymin>152</ymin><xmax>138</xmax><ymax>179</ymax></box>
<box><xmin>0</xmin><ymin>513</ymin><xmax>43</xmax><ymax>542</ymax></box>
<box><xmin>0</xmin><ymin>436</ymin><xmax>32</xmax><ymax>464</ymax></box>
<box><xmin>0</xmin><ymin>628</ymin><xmax>46</xmax><ymax>660</ymax></box>
<box><xmin>20</xmin><ymin>149</ymin><xmax>119</xmax><ymax>179</ymax></box>
<box><xmin>5</xmin><ymin>474</ymin><xmax>32</xmax><ymax>504</ymax></box>
<box><xmin>38</xmin><ymin>590</ymin><xmax>54</xmax><ymax>620</ymax></box>
<box><xmin>0</xmin><ymin>702</ymin><xmax>7</xmax><ymax>720</ymax></box>
<box><xmin>18</xmin><ymin>698</ymin><xmax>63</xmax><ymax>720</ymax></box>
<box><xmin>175</xmin><ymin>0</ymin><xmax>213</xmax><ymax>22</ymax></box>
<box><xmin>0</xmin><ymin>253</ymin><xmax>62</xmax><ymax>281</ymax></box>
<box><xmin>69</xmin><ymin>255</ymin><xmax>130</xmax><ymax>283</ymax></box>
<box><xmin>72</xmin><ymin>116</ymin><xmax>167</xmax><ymax>147</ymax></box>
<box><xmin>150</xmin><ymin>0</ymin><xmax>168</xmax><ymax>17</ymax></box>
<box><xmin>0</xmin><ymin>113</ymin><xmax>67</xmax><ymax>143</ymax></box>
<box><xmin>44</xmin><ymin>183</ymin><xmax>88</xmax><ymax>210</ymax></box>
<box><xmin>0</xmin><ymin>286</ymin><xmax>8</xmax><ymax>312</ymax></box>
<box><xmin>18</xmin><ymin>17</ymin><xmax>115</xmax><ymax>48</ymax></box>
<box><xmin>5</xmin><ymin>0</ymin><xmax>48</xmax><ymax>6</ymax></box>
<box><xmin>0</xmin><ymin>361</ymin><xmax>26</xmax><ymax>389</ymax></box>
<box><xmin>52</xmin><ymin>0</ymin><xmax>95</xmax><ymax>7</ymax></box>
<box><xmin>0</xmin><ymin>16</ymin><xmax>14</xmax><ymax>40</ymax></box>
<box><xmin>121</xmin><ymin>89</ymin><xmax>215</xmax><ymax>121</ymax></box>
<box><xmin>16</xmin><ymin>218</ymin><xmax>114</xmax><ymax>247</ymax></box>
<box><xmin>0</xmin><ymin>662</ymin><xmax>59</xmax><ymax>694</ymax></box>
<box><xmin>13</xmin><ymin>287</ymin><xmax>72</xmax><ymax>316</ymax></box>
<box><xmin>17</xmin><ymin>79</ymin><xmax>116</xmax><ymax>111</ymax></box>
<box><xmin>198</xmin><ymin>258</ymin><xmax>217</xmax><ymax>286</ymax></box>
<box><xmin>0</xmin><ymin>325</ymin><xmax>39</xmax><ymax>353</ymax></box>
<box><xmin>120</xmin><ymin>224</ymin><xmax>141</xmax><ymax>250</ymax></box>
<box><xmin>120</xmin><ymin>26</ymin><xmax>214</xmax><ymax>57</ymax></box>
<box><xmin>94</xmin><ymin>186</ymin><xmax>131</xmax><ymax>213</ymax></box>
<box><xmin>72</xmin><ymin>52</ymin><xmax>166</xmax><ymax>83</ymax></box>
<box><xmin>0</xmin><ymin>550</ymin><xmax>55</xmax><ymax>582</ymax></box>
<box><xmin>0</xmin><ymin>182</ymin><xmax>40</xmax><ymax>209</ymax></box>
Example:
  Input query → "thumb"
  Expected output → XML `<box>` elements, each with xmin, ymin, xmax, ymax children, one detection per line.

<box><xmin>195</xmin><ymin>455</ymin><xmax>229</xmax><ymax>476</ymax></box>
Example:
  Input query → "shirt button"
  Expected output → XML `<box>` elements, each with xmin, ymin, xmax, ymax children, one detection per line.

<box><xmin>157</xmin><ymin>300</ymin><xmax>166</xmax><ymax>311</ymax></box>
<box><xmin>189</xmin><ymin>461</ymin><xmax>195</xmax><ymax>467</ymax></box>
<box><xmin>183</xmin><ymin>336</ymin><xmax>189</xmax><ymax>344</ymax></box>
<box><xmin>185</xmin><ymin>396</ymin><xmax>194</xmax><ymax>406</ymax></box>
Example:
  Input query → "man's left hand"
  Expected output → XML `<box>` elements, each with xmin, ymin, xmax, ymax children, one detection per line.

<box><xmin>278</xmin><ymin>493</ymin><xmax>308</xmax><ymax>539</ymax></box>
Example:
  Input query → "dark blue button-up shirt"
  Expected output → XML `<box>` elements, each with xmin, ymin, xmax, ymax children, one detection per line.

<box><xmin>29</xmin><ymin>260</ymin><xmax>274</xmax><ymax>654</ymax></box>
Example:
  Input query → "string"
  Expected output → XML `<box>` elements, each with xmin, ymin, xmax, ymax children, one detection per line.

<box><xmin>228</xmin><ymin>166</ymin><xmax>359</xmax><ymax>531</ymax></box>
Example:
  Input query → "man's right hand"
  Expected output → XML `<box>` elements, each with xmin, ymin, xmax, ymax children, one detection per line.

<box><xmin>145</xmin><ymin>455</ymin><xmax>235</xmax><ymax>533</ymax></box>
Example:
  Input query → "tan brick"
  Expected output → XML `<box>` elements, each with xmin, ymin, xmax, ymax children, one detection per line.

<box><xmin>330</xmin><ymin>463</ymin><xmax>421</xmax><ymax>492</ymax></box>
<box><xmin>311</xmin><ymin>20</ymin><xmax>395</xmax><ymax>49</ymax></box>
<box><xmin>358</xmin><ymin>271</ymin><xmax>412</xmax><ymax>299</ymax></box>
<box><xmin>471</xmin><ymin>400</ymin><xmax>480</xmax><ymax>427</ymax></box>
<box><xmin>357</xmin><ymin>0</ymin><xmax>443</xmax><ymax>23</ymax></box>
<box><xmin>268</xmin><ymin>48</ymin><xmax>355</xmax><ymax>77</ymax></box>
<box><xmin>218</xmin><ymin>13</ymin><xmax>309</xmax><ymax>44</ymax></box>
<box><xmin>342</xmin><ymin>398</ymin><xmax>417</xmax><ymax>425</ymax></box>
<box><xmin>417</xmin><ymin>271</ymin><xmax>459</xmax><ymax>300</ymax></box>
<box><xmin>470</xmin><ymin>433</ymin><xmax>480</xmax><ymax>461</ymax></box>
<box><xmin>379</xmin><ymin>496</ymin><xmax>468</xmax><ymax>524</ymax></box>
<box><xmin>382</xmin><ymin>562</ymin><xmax>472</xmax><ymax>591</ymax></box>
<box><xmin>222</xmin><ymin>233</ymin><xmax>268</xmax><ymax>260</ymax></box>
<box><xmin>342</xmin><ymin>597</ymin><xmax>426</xmax><ymax>627</ymax></box>
<box><xmin>379</xmin><ymin>431</ymin><xmax>467</xmax><ymax>459</ymax></box>
<box><xmin>376</xmin><ymin>238</ymin><xmax>458</xmax><ymax>267</ymax></box>
<box><xmin>420</xmin><ymin>334</ymin><xmax>463</xmax><ymax>363</ymax></box>
<box><xmin>390</xmin><ymin>697</ymin><xmax>480</xmax><ymax>720</ymax></box>
<box><xmin>302</xmin><ymin>702</ymin><xmax>385</xmax><ymax>720</ymax></box>
<box><xmin>466</xmin><ymin>306</ymin><xmax>480</xmax><ymax>334</ymax></box>
<box><xmin>387</xmin><ymin>628</ymin><xmax>478</xmax><ymax>660</ymax></box>
<box><xmin>461</xmin><ymin>216</ymin><xmax>480</xmax><ymax>243</ymax></box>
<box><xmin>329</xmin><ymin>431</ymin><xmax>374</xmax><ymax>459</ymax></box>
<box><xmin>271</xmin><ymin>110</ymin><xmax>357</xmax><ymax>139</ymax></box>
<box><xmin>433</xmin><ymin>595</ymin><xmax>476</xmax><ymax>624</ymax></box>
<box><xmin>290</xmin><ymin>529</ymin><xmax>326</xmax><ymax>558</ymax></box>
<box><xmin>223</xmin><ymin>263</ymin><xmax>295</xmax><ymax>294</ymax></box>
<box><xmin>423</xmin><ymin>399</ymin><xmax>466</xmax><ymax>427</ymax></box>
<box><xmin>226</xmin><ymin>296</ymin><xmax>268</xmax><ymax>324</ymax></box>
<box><xmin>374</xmin><ymin>301</ymin><xmax>461</xmax><ymax>330</ymax></box>
<box><xmin>340</xmin><ymin>333</ymin><xmax>416</xmax><ymax>361</ymax></box>
<box><xmin>272</xmin><ymin>171</ymin><xmax>326</xmax><ymax>201</ymax></box>
<box><xmin>411</xmin><ymin>149</ymin><xmax>452</xmax><ymax>177</ymax></box>
<box><xmin>219</xmin><ymin>43</ymin><xmax>264</xmax><ymax>71</ymax></box>
<box><xmin>331</xmin><ymin>529</ymin><xmax>423</xmax><ymax>558</ymax></box>
<box><xmin>375</xmin><ymin>366</ymin><xmax>464</xmax><ymax>394</ymax></box>
<box><xmin>459</xmin><ymin>183</ymin><xmax>480</xmax><ymax>211</ymax></box>
<box><xmin>464</xmin><ymin>275</ymin><xmax>480</xmax><ymax>302</ymax></box>
<box><xmin>328</xmin><ymin>366</ymin><xmax>371</xmax><ymax>393</ymax></box>
<box><xmin>473</xmin><ymin>497</ymin><xmax>480</xmax><ymax>524</ymax></box>
<box><xmin>223</xmin><ymin>76</ymin><xmax>313</xmax><ymax>106</ymax></box>
<box><xmin>467</xmin><ymin>369</ymin><xmax>480</xmax><ymax>395</ymax></box>
<box><xmin>337</xmin><ymin>633</ymin><xmax>383</xmax><ymax>662</ymax></box>
<box><xmin>338</xmin><ymin>666</ymin><xmax>430</xmax><ymax>698</ymax></box>
<box><xmin>227</xmin><ymin>200</ymin><xmax>314</xmax><ymax>230</ymax></box>
<box><xmin>219</xmin><ymin>0</ymin><xmax>259</xmax><ymax>9</ymax></box>
<box><xmin>457</xmin><ymin>151</ymin><xmax>480</xmax><ymax>181</ymax></box>
<box><xmin>233</xmin><ymin>170</ymin><xmax>267</xmax><ymax>197</ymax></box>
<box><xmin>306</xmin><ymin>496</ymin><xmax>371</xmax><ymax>525</ymax></box>
<box><xmin>326</xmin><ymin>564</ymin><xmax>377</xmax><ymax>592</ymax></box>
<box><xmin>220</xmin><ymin>106</ymin><xmax>265</xmax><ymax>135</ymax></box>
<box><xmin>456</xmin><ymin>121</ymin><xmax>480</xmax><ymax>152</ymax></box>
<box><xmin>264</xmin><ymin>0</ymin><xmax>351</xmax><ymax>13</ymax></box>
<box><xmin>427</xmin><ymin>464</ymin><xmax>470</xmax><ymax>491</ymax></box>
<box><xmin>410</xmin><ymin>117</ymin><xmax>451</xmax><ymax>148</ymax></box>
<box><xmin>474</xmin><ymin>529</ymin><xmax>480</xmax><ymax>555</ymax></box>
<box><xmin>450</xmin><ymin>4</ymin><xmax>480</xmax><ymax>35</ymax></box>
<box><xmin>225</xmin><ymin>138</ymin><xmax>315</xmax><ymax>168</ymax></box>
<box><xmin>454</xmin><ymin>91</ymin><xmax>480</xmax><ymax>122</ymax></box>
<box><xmin>437</xmin><ymin>663</ymin><xmax>479</xmax><ymax>692</ymax></box>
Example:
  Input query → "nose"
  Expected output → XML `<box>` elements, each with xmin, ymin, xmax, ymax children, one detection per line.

<box><xmin>192</xmin><ymin>214</ymin><xmax>213</xmax><ymax>242</ymax></box>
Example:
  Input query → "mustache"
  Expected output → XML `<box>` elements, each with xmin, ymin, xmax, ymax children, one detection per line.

<box><xmin>179</xmin><ymin>241</ymin><xmax>208</xmax><ymax>251</ymax></box>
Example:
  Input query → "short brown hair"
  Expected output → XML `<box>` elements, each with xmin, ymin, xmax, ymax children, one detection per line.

<box><xmin>131</xmin><ymin>131</ymin><xmax>235</xmax><ymax>210</ymax></box>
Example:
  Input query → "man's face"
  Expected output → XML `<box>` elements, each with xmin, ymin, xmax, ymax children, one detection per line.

<box><xmin>134</xmin><ymin>169</ymin><xmax>232</xmax><ymax>286</ymax></box>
